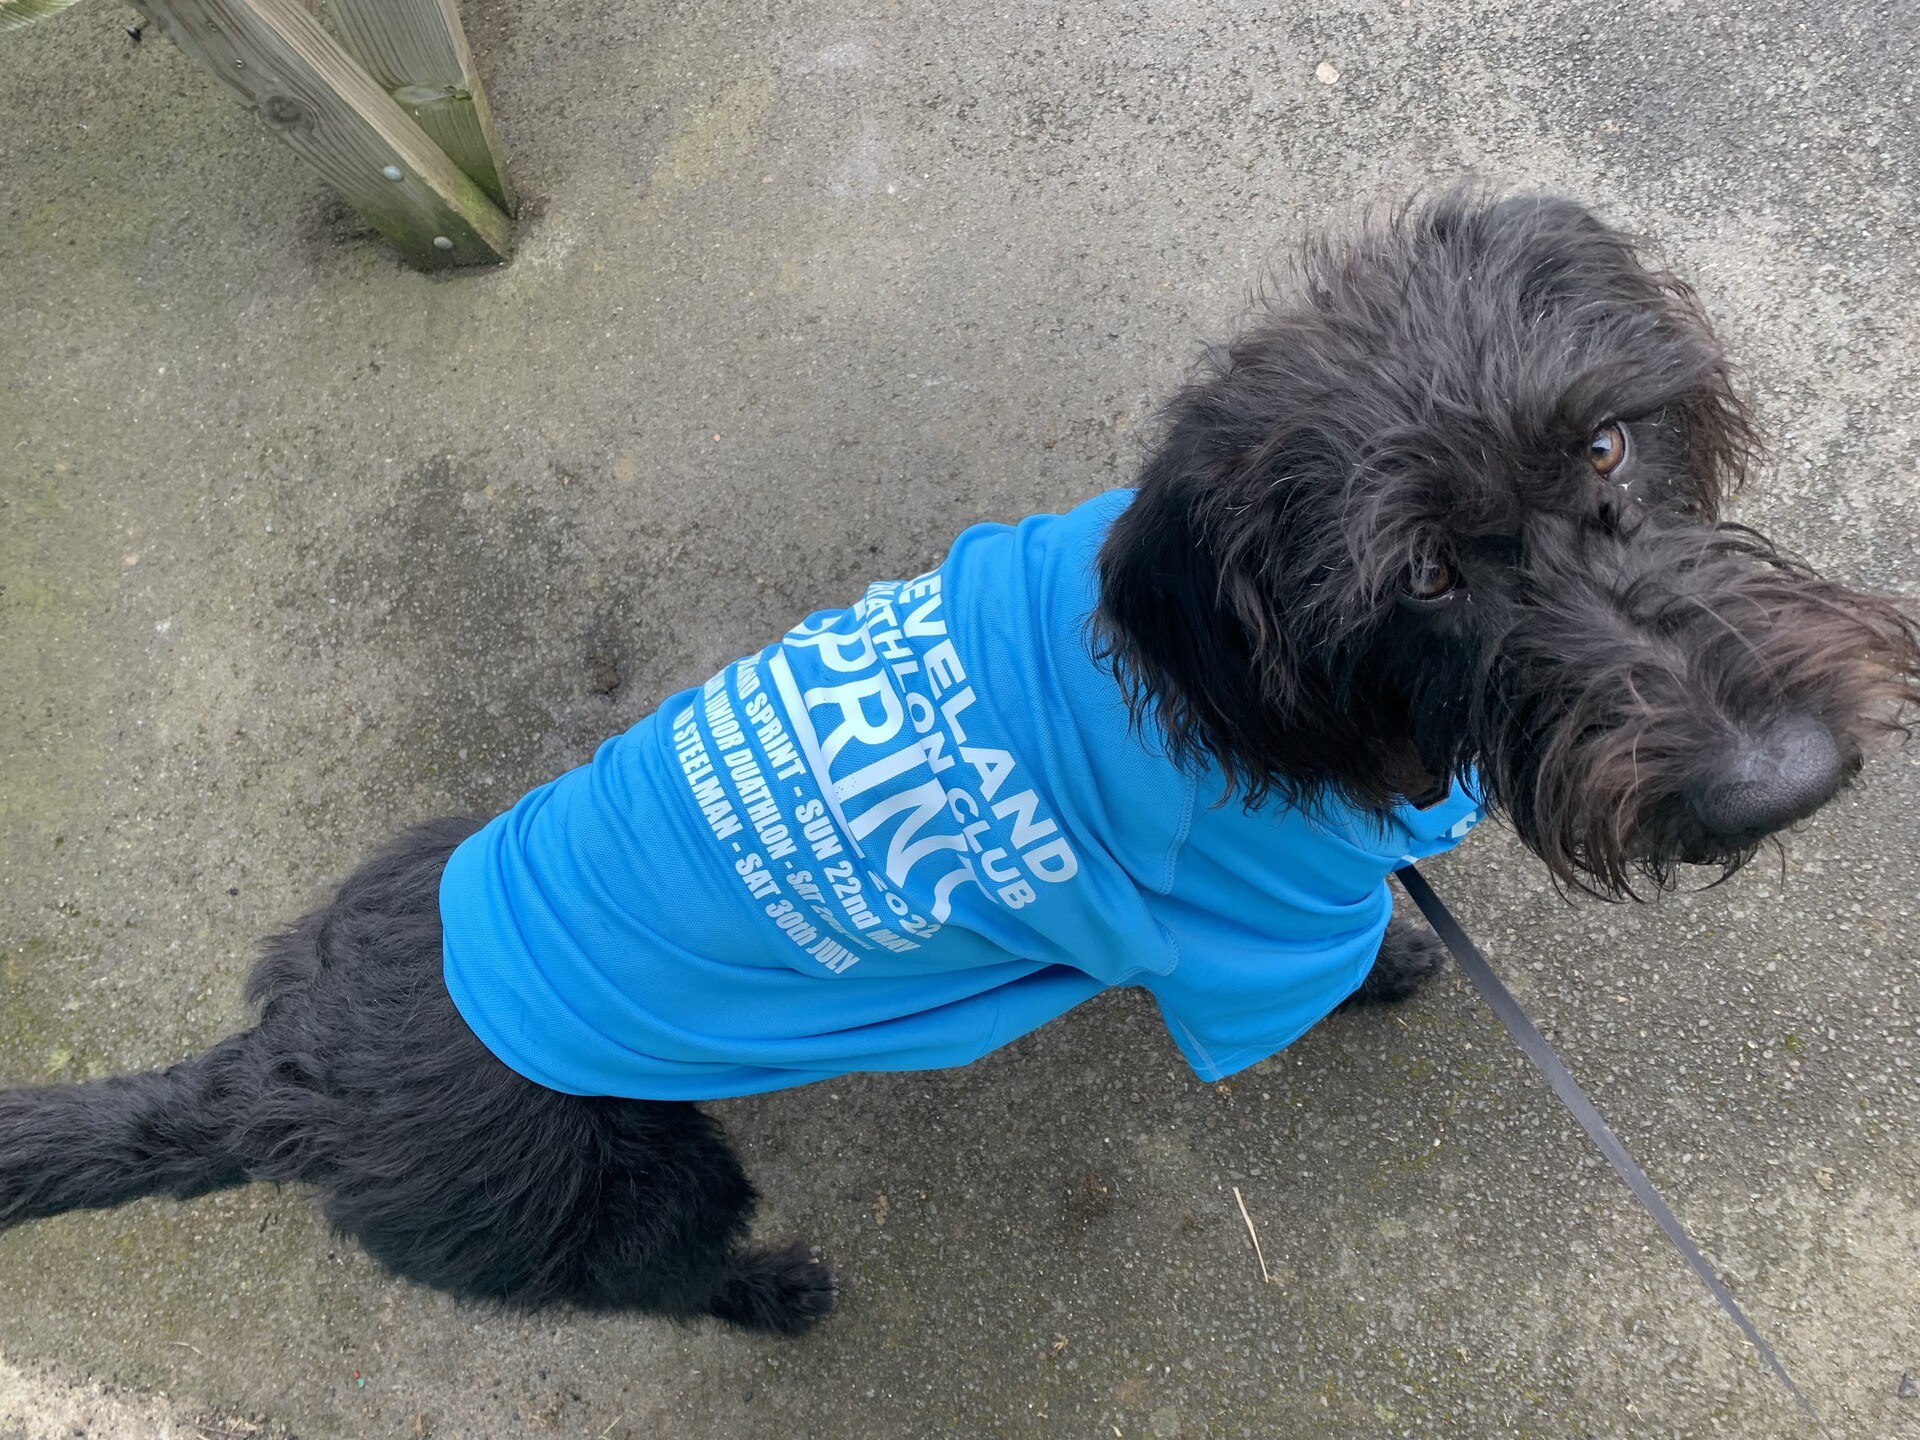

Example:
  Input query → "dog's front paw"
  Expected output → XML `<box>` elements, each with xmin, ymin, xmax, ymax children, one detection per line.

<box><xmin>709</xmin><ymin>1240</ymin><xmax>837</xmax><ymax>1335</ymax></box>
<box><xmin>1341</xmin><ymin>917</ymin><xmax>1446</xmax><ymax>1009</ymax></box>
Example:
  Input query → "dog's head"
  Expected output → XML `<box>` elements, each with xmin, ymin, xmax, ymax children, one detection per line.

<box><xmin>1095</xmin><ymin>189</ymin><xmax>1920</xmax><ymax>896</ymax></box>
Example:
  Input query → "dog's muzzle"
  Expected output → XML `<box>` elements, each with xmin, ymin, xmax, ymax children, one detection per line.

<box><xmin>1686</xmin><ymin>713</ymin><xmax>1847</xmax><ymax>849</ymax></box>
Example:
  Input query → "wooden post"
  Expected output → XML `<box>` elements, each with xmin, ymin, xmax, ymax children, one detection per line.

<box><xmin>323</xmin><ymin>0</ymin><xmax>514</xmax><ymax>215</ymax></box>
<box><xmin>131</xmin><ymin>0</ymin><xmax>511</xmax><ymax>269</ymax></box>
<box><xmin>0</xmin><ymin>0</ymin><xmax>90</xmax><ymax>32</ymax></box>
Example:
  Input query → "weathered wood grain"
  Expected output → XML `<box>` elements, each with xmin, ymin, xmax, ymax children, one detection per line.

<box><xmin>323</xmin><ymin>0</ymin><xmax>514</xmax><ymax>214</ymax></box>
<box><xmin>133</xmin><ymin>0</ymin><xmax>511</xmax><ymax>268</ymax></box>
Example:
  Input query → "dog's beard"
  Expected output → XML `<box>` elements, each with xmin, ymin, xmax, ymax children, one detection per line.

<box><xmin>1469</xmin><ymin>525</ymin><xmax>1919</xmax><ymax>899</ymax></box>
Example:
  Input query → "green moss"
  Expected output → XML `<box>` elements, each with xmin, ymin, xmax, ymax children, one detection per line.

<box><xmin>650</xmin><ymin>69</ymin><xmax>776</xmax><ymax>198</ymax></box>
<box><xmin>0</xmin><ymin>935</ymin><xmax>113</xmax><ymax>1081</ymax></box>
<box><xmin>8</xmin><ymin>190</ymin><xmax>160</xmax><ymax>273</ymax></box>
<box><xmin>0</xmin><ymin>464</ymin><xmax>113</xmax><ymax>842</ymax></box>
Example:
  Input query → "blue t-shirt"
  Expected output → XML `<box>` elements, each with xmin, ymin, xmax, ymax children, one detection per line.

<box><xmin>439</xmin><ymin>491</ymin><xmax>1480</xmax><ymax>1099</ymax></box>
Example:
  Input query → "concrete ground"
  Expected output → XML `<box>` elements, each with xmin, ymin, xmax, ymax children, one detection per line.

<box><xmin>2</xmin><ymin>0</ymin><xmax>1917</xmax><ymax>1435</ymax></box>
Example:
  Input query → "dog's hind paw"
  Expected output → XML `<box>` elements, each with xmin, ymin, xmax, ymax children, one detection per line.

<box><xmin>709</xmin><ymin>1240</ymin><xmax>837</xmax><ymax>1335</ymax></box>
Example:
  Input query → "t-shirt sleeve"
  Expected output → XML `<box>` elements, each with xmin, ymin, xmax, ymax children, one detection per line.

<box><xmin>1135</xmin><ymin>885</ymin><xmax>1392</xmax><ymax>1082</ymax></box>
<box><xmin>1138</xmin><ymin>771</ymin><xmax>1483</xmax><ymax>1083</ymax></box>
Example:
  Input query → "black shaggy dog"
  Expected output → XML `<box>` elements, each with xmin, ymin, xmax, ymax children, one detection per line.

<box><xmin>3</xmin><ymin>191</ymin><xmax>1916</xmax><ymax>1336</ymax></box>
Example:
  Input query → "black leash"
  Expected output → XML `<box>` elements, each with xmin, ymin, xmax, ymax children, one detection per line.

<box><xmin>1393</xmin><ymin>863</ymin><xmax>1835</xmax><ymax>1440</ymax></box>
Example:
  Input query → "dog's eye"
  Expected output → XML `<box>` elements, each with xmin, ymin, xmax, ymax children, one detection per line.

<box><xmin>1587</xmin><ymin>422</ymin><xmax>1630</xmax><ymax>477</ymax></box>
<box><xmin>1406</xmin><ymin>555</ymin><xmax>1456</xmax><ymax>600</ymax></box>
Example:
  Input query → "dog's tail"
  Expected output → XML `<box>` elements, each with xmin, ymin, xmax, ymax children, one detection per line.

<box><xmin>0</xmin><ymin>1031</ymin><xmax>256</xmax><ymax>1228</ymax></box>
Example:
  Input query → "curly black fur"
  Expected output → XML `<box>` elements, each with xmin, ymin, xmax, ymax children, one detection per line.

<box><xmin>3</xmin><ymin>190</ymin><xmax>1915</xmax><ymax>1331</ymax></box>
<box><xmin>1</xmin><ymin>820</ymin><xmax>832</xmax><ymax>1331</ymax></box>
<box><xmin>1095</xmin><ymin>189</ymin><xmax>1919</xmax><ymax>896</ymax></box>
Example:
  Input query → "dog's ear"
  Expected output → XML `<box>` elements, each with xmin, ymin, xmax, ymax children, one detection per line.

<box><xmin>1095</xmin><ymin>412</ymin><xmax>1265</xmax><ymax>779</ymax></box>
<box><xmin>1659</xmin><ymin>283</ymin><xmax>1758</xmax><ymax>517</ymax></box>
<box><xmin>1094</xmin><ymin>404</ymin><xmax>1360</xmax><ymax>806</ymax></box>
<box><xmin>1452</xmin><ymin>190</ymin><xmax>1757</xmax><ymax>517</ymax></box>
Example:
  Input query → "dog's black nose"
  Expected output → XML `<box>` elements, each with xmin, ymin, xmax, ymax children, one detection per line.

<box><xmin>1689</xmin><ymin>715</ymin><xmax>1846</xmax><ymax>845</ymax></box>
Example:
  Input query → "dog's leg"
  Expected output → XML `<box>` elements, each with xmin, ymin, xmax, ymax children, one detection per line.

<box><xmin>1340</xmin><ymin>916</ymin><xmax>1446</xmax><ymax>1008</ymax></box>
<box><xmin>545</xmin><ymin>1101</ymin><xmax>834</xmax><ymax>1334</ymax></box>
<box><xmin>230</xmin><ymin>818</ymin><xmax>834</xmax><ymax>1332</ymax></box>
<box><xmin>707</xmin><ymin>1239</ymin><xmax>838</xmax><ymax>1335</ymax></box>
<box><xmin>0</xmin><ymin>815</ymin><xmax>836</xmax><ymax>1332</ymax></box>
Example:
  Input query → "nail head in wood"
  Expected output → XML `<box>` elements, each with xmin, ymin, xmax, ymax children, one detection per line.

<box><xmin>324</xmin><ymin>0</ymin><xmax>516</xmax><ymax>213</ymax></box>
<box><xmin>131</xmin><ymin>0</ymin><xmax>512</xmax><ymax>268</ymax></box>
